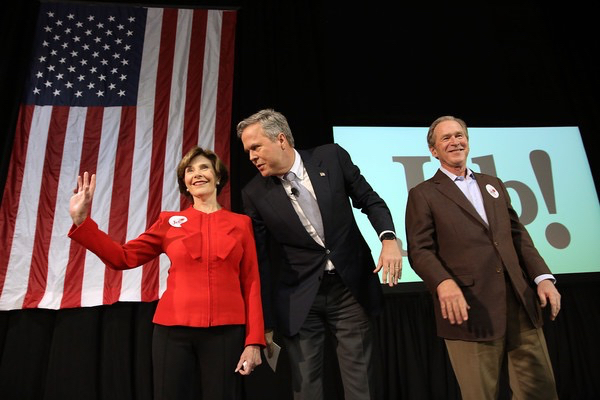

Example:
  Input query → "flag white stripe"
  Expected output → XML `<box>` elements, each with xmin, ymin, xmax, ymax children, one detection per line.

<box><xmin>162</xmin><ymin>8</ymin><xmax>192</xmax><ymax>213</ymax></box>
<box><xmin>198</xmin><ymin>10</ymin><xmax>222</xmax><ymax>149</ymax></box>
<box><xmin>158</xmin><ymin>252</ymin><xmax>170</xmax><ymax>298</ymax></box>
<box><xmin>80</xmin><ymin>107</ymin><xmax>121</xmax><ymax>306</ymax></box>
<box><xmin>118</xmin><ymin>8</ymin><xmax>164</xmax><ymax>302</ymax></box>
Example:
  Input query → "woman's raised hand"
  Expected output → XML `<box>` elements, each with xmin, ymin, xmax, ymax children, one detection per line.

<box><xmin>69</xmin><ymin>172</ymin><xmax>96</xmax><ymax>226</ymax></box>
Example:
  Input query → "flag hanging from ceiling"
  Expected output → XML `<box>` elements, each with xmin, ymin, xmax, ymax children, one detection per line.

<box><xmin>0</xmin><ymin>2</ymin><xmax>237</xmax><ymax>310</ymax></box>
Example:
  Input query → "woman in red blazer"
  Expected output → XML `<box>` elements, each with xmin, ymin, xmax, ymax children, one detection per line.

<box><xmin>68</xmin><ymin>146</ymin><xmax>265</xmax><ymax>400</ymax></box>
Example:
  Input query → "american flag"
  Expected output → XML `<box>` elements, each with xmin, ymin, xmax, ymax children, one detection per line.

<box><xmin>0</xmin><ymin>2</ymin><xmax>236</xmax><ymax>310</ymax></box>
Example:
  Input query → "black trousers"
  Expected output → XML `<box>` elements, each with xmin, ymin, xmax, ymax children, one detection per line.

<box><xmin>152</xmin><ymin>324</ymin><xmax>245</xmax><ymax>400</ymax></box>
<box><xmin>283</xmin><ymin>272</ymin><xmax>378</xmax><ymax>400</ymax></box>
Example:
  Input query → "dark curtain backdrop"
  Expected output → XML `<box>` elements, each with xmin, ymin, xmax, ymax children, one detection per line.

<box><xmin>1</xmin><ymin>1</ymin><xmax>599</xmax><ymax>399</ymax></box>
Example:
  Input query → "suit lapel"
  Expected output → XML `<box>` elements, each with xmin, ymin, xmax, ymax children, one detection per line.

<box><xmin>262</xmin><ymin>176</ymin><xmax>309</xmax><ymax>235</ymax></box>
<box><xmin>433</xmin><ymin>169</ymin><xmax>489</xmax><ymax>229</ymax></box>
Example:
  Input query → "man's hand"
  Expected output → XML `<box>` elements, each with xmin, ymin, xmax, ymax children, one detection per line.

<box><xmin>537</xmin><ymin>279</ymin><xmax>561</xmax><ymax>321</ymax></box>
<box><xmin>437</xmin><ymin>279</ymin><xmax>470</xmax><ymax>324</ymax></box>
<box><xmin>375</xmin><ymin>239</ymin><xmax>403</xmax><ymax>287</ymax></box>
<box><xmin>264</xmin><ymin>329</ymin><xmax>274</xmax><ymax>358</ymax></box>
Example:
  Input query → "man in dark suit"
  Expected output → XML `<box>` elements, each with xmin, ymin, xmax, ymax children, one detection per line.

<box><xmin>237</xmin><ymin>108</ymin><xmax>402</xmax><ymax>400</ymax></box>
<box><xmin>405</xmin><ymin>115</ymin><xmax>561</xmax><ymax>399</ymax></box>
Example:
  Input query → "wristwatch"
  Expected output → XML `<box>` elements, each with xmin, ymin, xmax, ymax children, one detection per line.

<box><xmin>380</xmin><ymin>232</ymin><xmax>396</xmax><ymax>241</ymax></box>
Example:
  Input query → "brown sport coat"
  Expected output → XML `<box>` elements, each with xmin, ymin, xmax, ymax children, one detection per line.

<box><xmin>406</xmin><ymin>169</ymin><xmax>552</xmax><ymax>341</ymax></box>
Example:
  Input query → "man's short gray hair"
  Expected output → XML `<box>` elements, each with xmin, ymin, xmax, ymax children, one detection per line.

<box><xmin>236</xmin><ymin>108</ymin><xmax>295</xmax><ymax>147</ymax></box>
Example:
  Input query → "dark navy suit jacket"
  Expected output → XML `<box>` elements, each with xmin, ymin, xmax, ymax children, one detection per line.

<box><xmin>242</xmin><ymin>143</ymin><xmax>395</xmax><ymax>336</ymax></box>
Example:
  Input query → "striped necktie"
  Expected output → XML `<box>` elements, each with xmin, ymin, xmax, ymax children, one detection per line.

<box><xmin>284</xmin><ymin>171</ymin><xmax>324</xmax><ymax>240</ymax></box>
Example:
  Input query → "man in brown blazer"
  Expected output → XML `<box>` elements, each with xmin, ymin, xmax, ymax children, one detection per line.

<box><xmin>405</xmin><ymin>115</ymin><xmax>561</xmax><ymax>400</ymax></box>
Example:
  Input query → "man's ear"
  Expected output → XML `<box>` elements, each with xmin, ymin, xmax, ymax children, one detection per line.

<box><xmin>429</xmin><ymin>146</ymin><xmax>439</xmax><ymax>160</ymax></box>
<box><xmin>277</xmin><ymin>132</ymin><xmax>287</xmax><ymax>148</ymax></box>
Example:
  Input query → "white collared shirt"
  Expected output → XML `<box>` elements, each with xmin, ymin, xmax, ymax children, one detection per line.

<box><xmin>440</xmin><ymin>167</ymin><xmax>489</xmax><ymax>225</ymax></box>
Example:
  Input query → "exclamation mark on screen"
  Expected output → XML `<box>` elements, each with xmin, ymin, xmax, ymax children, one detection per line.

<box><xmin>530</xmin><ymin>150</ymin><xmax>570</xmax><ymax>249</ymax></box>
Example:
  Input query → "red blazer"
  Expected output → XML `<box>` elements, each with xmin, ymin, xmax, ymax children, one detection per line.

<box><xmin>406</xmin><ymin>170</ymin><xmax>552</xmax><ymax>341</ymax></box>
<box><xmin>69</xmin><ymin>207</ymin><xmax>265</xmax><ymax>347</ymax></box>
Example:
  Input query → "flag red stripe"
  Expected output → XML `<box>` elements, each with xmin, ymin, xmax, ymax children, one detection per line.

<box><xmin>180</xmin><ymin>10</ymin><xmax>208</xmax><ymax>211</ymax></box>
<box><xmin>141</xmin><ymin>9</ymin><xmax>178</xmax><ymax>302</ymax></box>
<box><xmin>61</xmin><ymin>107</ymin><xmax>105</xmax><ymax>308</ymax></box>
<box><xmin>103</xmin><ymin>107</ymin><xmax>138</xmax><ymax>304</ymax></box>
<box><xmin>23</xmin><ymin>106</ymin><xmax>70</xmax><ymax>308</ymax></box>
<box><xmin>147</xmin><ymin>8</ymin><xmax>177</xmax><ymax>222</ymax></box>
<box><xmin>0</xmin><ymin>105</ymin><xmax>34</xmax><ymax>299</ymax></box>
<box><xmin>215</xmin><ymin>12</ymin><xmax>237</xmax><ymax>210</ymax></box>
